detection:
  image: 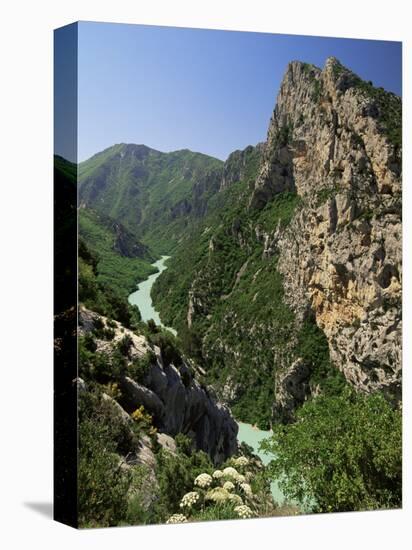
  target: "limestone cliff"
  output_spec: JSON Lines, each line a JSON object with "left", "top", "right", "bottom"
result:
{"left": 151, "top": 57, "right": 402, "bottom": 426}
{"left": 79, "top": 308, "right": 239, "bottom": 464}
{"left": 254, "top": 57, "right": 402, "bottom": 400}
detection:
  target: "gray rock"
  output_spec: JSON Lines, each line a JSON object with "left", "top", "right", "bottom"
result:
{"left": 259, "top": 58, "right": 401, "bottom": 400}
{"left": 79, "top": 308, "right": 238, "bottom": 463}
{"left": 120, "top": 376, "right": 166, "bottom": 421}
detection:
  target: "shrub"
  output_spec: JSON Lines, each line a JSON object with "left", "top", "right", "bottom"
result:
{"left": 149, "top": 330, "right": 183, "bottom": 366}
{"left": 128, "top": 351, "right": 155, "bottom": 383}
{"left": 260, "top": 389, "right": 402, "bottom": 513}
{"left": 78, "top": 416, "right": 131, "bottom": 527}
{"left": 117, "top": 334, "right": 133, "bottom": 357}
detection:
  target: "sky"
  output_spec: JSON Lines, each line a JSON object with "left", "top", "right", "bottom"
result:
{"left": 69, "top": 22, "right": 402, "bottom": 163}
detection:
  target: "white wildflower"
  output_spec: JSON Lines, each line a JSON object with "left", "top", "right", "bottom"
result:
{"left": 233, "top": 456, "right": 249, "bottom": 467}
{"left": 223, "top": 481, "right": 235, "bottom": 492}
{"left": 166, "top": 514, "right": 188, "bottom": 524}
{"left": 234, "top": 473, "right": 246, "bottom": 484}
{"left": 234, "top": 504, "right": 254, "bottom": 519}
{"left": 194, "top": 473, "right": 213, "bottom": 488}
{"left": 205, "top": 487, "right": 230, "bottom": 503}
{"left": 212, "top": 469, "right": 223, "bottom": 479}
{"left": 228, "top": 493, "right": 243, "bottom": 506}
{"left": 180, "top": 491, "right": 200, "bottom": 508}
{"left": 223, "top": 466, "right": 239, "bottom": 478}
{"left": 240, "top": 482, "right": 253, "bottom": 496}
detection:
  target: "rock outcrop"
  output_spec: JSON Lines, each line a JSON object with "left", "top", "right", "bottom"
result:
{"left": 253, "top": 57, "right": 402, "bottom": 400}
{"left": 79, "top": 307, "right": 238, "bottom": 463}
{"left": 147, "top": 57, "right": 401, "bottom": 427}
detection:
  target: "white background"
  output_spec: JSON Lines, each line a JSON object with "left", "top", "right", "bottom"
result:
{"left": 0, "top": 0, "right": 410, "bottom": 548}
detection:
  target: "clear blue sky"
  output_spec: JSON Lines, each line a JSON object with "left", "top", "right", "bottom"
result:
{"left": 74, "top": 21, "right": 401, "bottom": 163}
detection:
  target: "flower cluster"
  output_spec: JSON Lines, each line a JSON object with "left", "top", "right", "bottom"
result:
{"left": 223, "top": 481, "right": 235, "bottom": 492}
{"left": 228, "top": 493, "right": 243, "bottom": 506}
{"left": 180, "top": 491, "right": 200, "bottom": 509}
{"left": 222, "top": 467, "right": 238, "bottom": 478}
{"left": 222, "top": 466, "right": 246, "bottom": 484}
{"left": 233, "top": 456, "right": 249, "bottom": 468}
{"left": 240, "top": 482, "right": 253, "bottom": 496}
{"left": 205, "top": 487, "right": 231, "bottom": 504}
{"left": 166, "top": 514, "right": 188, "bottom": 524}
{"left": 194, "top": 473, "right": 213, "bottom": 488}
{"left": 234, "top": 505, "right": 254, "bottom": 519}
{"left": 166, "top": 454, "right": 261, "bottom": 526}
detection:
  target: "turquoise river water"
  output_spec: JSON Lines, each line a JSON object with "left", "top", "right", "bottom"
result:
{"left": 128, "top": 255, "right": 288, "bottom": 504}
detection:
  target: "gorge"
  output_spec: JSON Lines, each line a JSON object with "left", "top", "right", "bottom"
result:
{"left": 73, "top": 56, "right": 402, "bottom": 526}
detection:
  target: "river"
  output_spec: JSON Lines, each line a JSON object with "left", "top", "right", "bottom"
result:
{"left": 128, "top": 255, "right": 177, "bottom": 336}
{"left": 128, "top": 255, "right": 288, "bottom": 505}
{"left": 237, "top": 422, "right": 287, "bottom": 504}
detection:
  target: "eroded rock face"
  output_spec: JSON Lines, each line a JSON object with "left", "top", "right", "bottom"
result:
{"left": 134, "top": 348, "right": 239, "bottom": 464}
{"left": 273, "top": 359, "right": 311, "bottom": 423}
{"left": 79, "top": 307, "right": 238, "bottom": 463}
{"left": 254, "top": 57, "right": 402, "bottom": 399}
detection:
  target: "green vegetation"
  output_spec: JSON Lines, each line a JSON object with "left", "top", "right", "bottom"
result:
{"left": 78, "top": 390, "right": 140, "bottom": 527}
{"left": 79, "top": 207, "right": 156, "bottom": 298}
{"left": 78, "top": 236, "right": 144, "bottom": 328}
{"left": 79, "top": 144, "right": 224, "bottom": 254}
{"left": 160, "top": 448, "right": 276, "bottom": 524}
{"left": 353, "top": 78, "right": 402, "bottom": 151}
{"left": 315, "top": 185, "right": 339, "bottom": 206}
{"left": 260, "top": 389, "right": 402, "bottom": 512}
{"left": 258, "top": 191, "right": 302, "bottom": 230}
{"left": 330, "top": 58, "right": 401, "bottom": 152}
{"left": 152, "top": 165, "right": 302, "bottom": 429}
{"left": 296, "top": 319, "right": 347, "bottom": 396}
{"left": 73, "top": 57, "right": 402, "bottom": 526}
{"left": 311, "top": 78, "right": 323, "bottom": 102}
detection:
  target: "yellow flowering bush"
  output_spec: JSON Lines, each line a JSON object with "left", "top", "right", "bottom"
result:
{"left": 105, "top": 382, "right": 122, "bottom": 400}
{"left": 205, "top": 487, "right": 231, "bottom": 504}
{"left": 240, "top": 482, "right": 253, "bottom": 496}
{"left": 222, "top": 466, "right": 239, "bottom": 478}
{"left": 130, "top": 405, "right": 153, "bottom": 431}
{"left": 228, "top": 494, "right": 243, "bottom": 506}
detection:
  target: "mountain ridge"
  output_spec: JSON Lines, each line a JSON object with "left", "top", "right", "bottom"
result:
{"left": 151, "top": 56, "right": 402, "bottom": 426}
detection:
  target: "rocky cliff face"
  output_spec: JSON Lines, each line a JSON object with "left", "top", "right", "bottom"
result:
{"left": 111, "top": 221, "right": 152, "bottom": 259}
{"left": 152, "top": 57, "right": 402, "bottom": 426}
{"left": 79, "top": 308, "right": 238, "bottom": 463}
{"left": 254, "top": 57, "right": 402, "bottom": 400}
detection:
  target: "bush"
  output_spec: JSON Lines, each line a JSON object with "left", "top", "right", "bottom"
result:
{"left": 78, "top": 416, "right": 131, "bottom": 527}
{"left": 79, "top": 338, "right": 127, "bottom": 383}
{"left": 149, "top": 330, "right": 182, "bottom": 366}
{"left": 128, "top": 351, "right": 156, "bottom": 383}
{"left": 117, "top": 334, "right": 133, "bottom": 357}
{"left": 154, "top": 438, "right": 213, "bottom": 520}
{"left": 260, "top": 389, "right": 402, "bottom": 513}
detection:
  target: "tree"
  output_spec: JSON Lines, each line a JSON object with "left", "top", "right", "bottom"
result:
{"left": 260, "top": 388, "right": 402, "bottom": 513}
{"left": 78, "top": 418, "right": 131, "bottom": 527}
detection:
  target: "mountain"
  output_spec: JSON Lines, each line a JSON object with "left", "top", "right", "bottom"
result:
{"left": 79, "top": 207, "right": 155, "bottom": 299}
{"left": 151, "top": 57, "right": 402, "bottom": 427}
{"left": 73, "top": 56, "right": 402, "bottom": 525}
{"left": 78, "top": 144, "right": 224, "bottom": 253}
